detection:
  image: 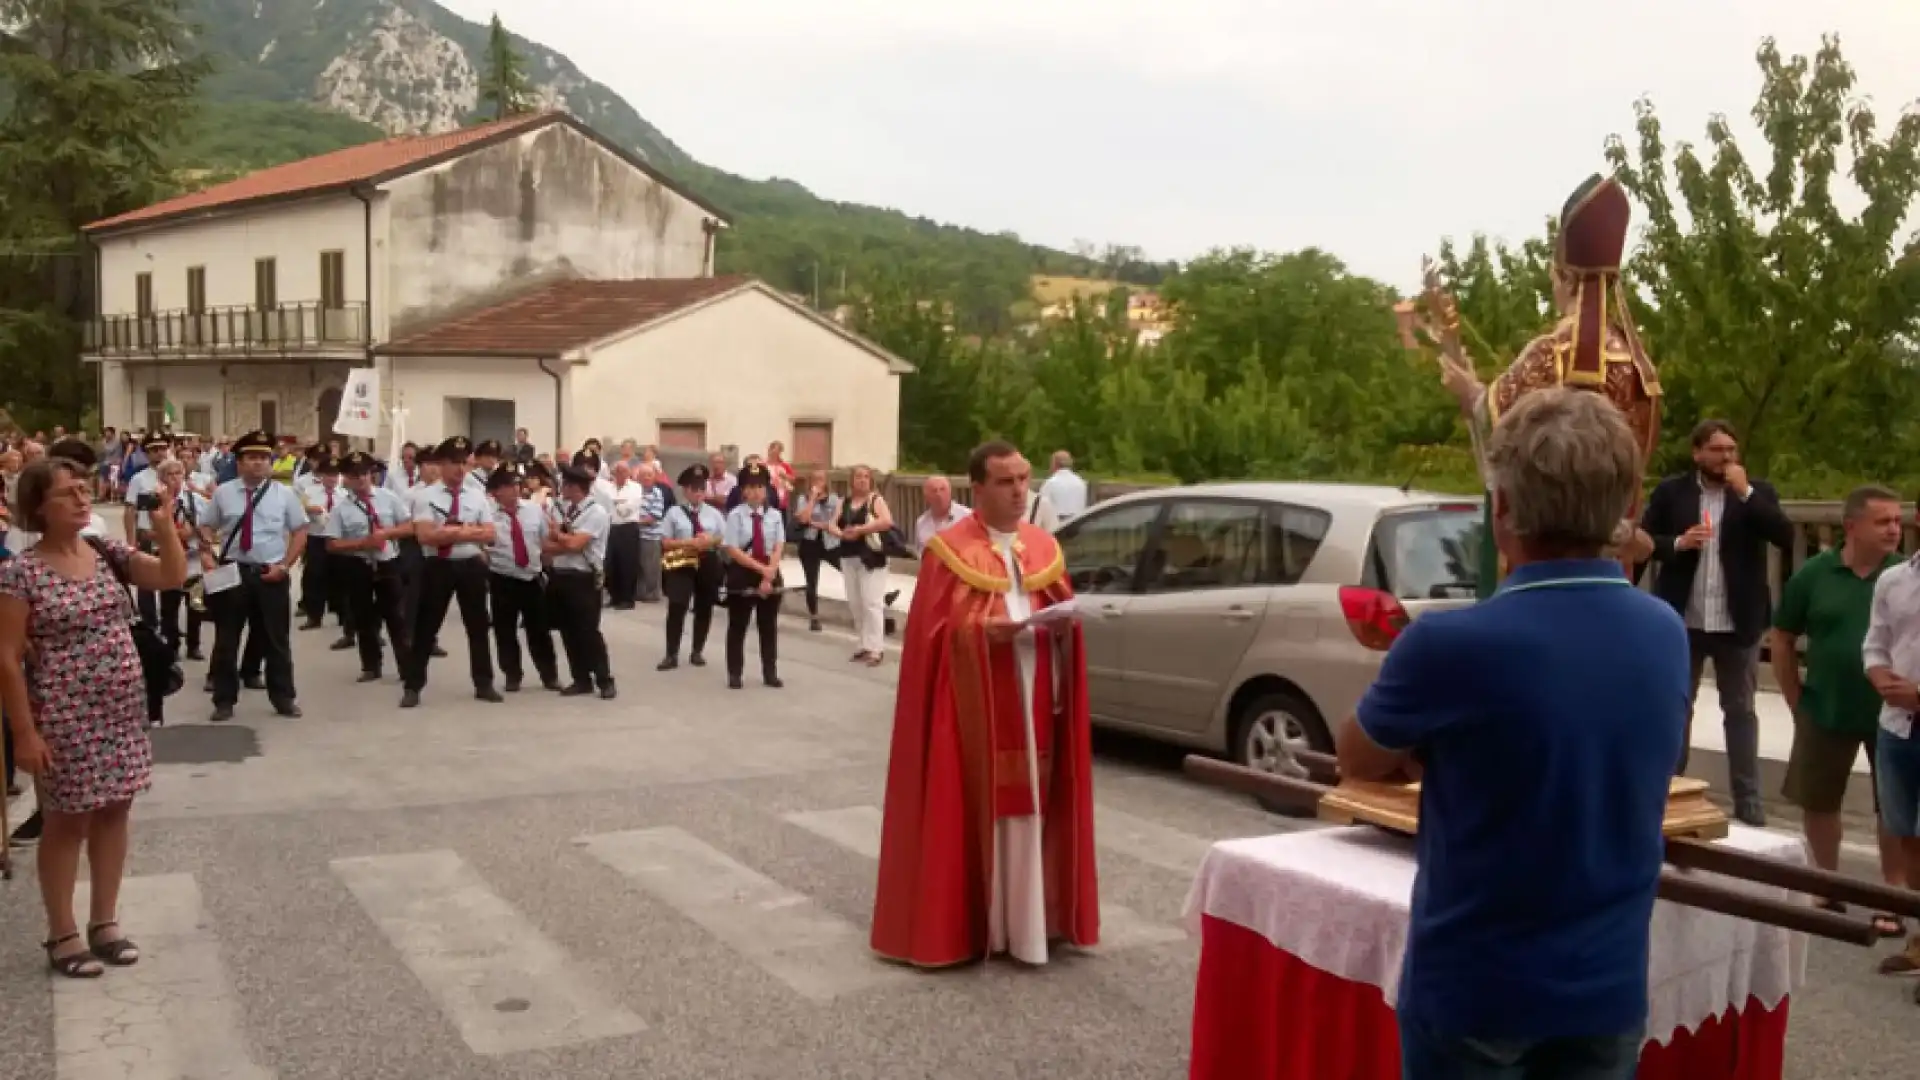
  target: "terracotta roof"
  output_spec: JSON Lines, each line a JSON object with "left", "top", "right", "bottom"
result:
{"left": 86, "top": 111, "right": 726, "bottom": 233}
{"left": 377, "top": 276, "right": 755, "bottom": 357}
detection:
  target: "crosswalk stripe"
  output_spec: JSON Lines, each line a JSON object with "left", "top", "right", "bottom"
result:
{"left": 781, "top": 805, "right": 1187, "bottom": 952}
{"left": 330, "top": 849, "right": 645, "bottom": 1055}
{"left": 1092, "top": 804, "right": 1218, "bottom": 876}
{"left": 59, "top": 873, "right": 274, "bottom": 1080}
{"left": 576, "top": 826, "right": 913, "bottom": 1002}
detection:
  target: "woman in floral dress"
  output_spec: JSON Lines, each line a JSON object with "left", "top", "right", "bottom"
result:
{"left": 0, "top": 457, "right": 186, "bottom": 977}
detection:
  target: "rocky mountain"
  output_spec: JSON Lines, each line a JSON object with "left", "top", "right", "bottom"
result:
{"left": 178, "top": 0, "right": 1167, "bottom": 325}
{"left": 193, "top": 0, "right": 686, "bottom": 167}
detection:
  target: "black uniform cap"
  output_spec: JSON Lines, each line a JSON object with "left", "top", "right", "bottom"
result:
{"left": 474, "top": 439, "right": 503, "bottom": 458}
{"left": 485, "top": 465, "right": 522, "bottom": 492}
{"left": 736, "top": 462, "right": 771, "bottom": 489}
{"left": 232, "top": 430, "right": 275, "bottom": 455}
{"left": 558, "top": 464, "right": 595, "bottom": 489}
{"left": 434, "top": 435, "right": 472, "bottom": 461}
{"left": 340, "top": 450, "right": 378, "bottom": 475}
{"left": 677, "top": 463, "right": 709, "bottom": 489}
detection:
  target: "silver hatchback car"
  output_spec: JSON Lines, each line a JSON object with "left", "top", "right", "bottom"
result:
{"left": 1053, "top": 482, "right": 1482, "bottom": 776}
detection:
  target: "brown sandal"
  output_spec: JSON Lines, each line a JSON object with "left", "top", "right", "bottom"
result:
{"left": 44, "top": 932, "right": 104, "bottom": 979}
{"left": 87, "top": 921, "right": 141, "bottom": 966}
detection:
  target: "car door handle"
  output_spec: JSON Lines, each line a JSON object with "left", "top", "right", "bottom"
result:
{"left": 1223, "top": 607, "right": 1256, "bottom": 622}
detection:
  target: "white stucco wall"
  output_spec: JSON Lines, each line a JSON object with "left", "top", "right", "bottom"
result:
{"left": 568, "top": 289, "right": 902, "bottom": 468}
{"left": 95, "top": 198, "right": 371, "bottom": 318}
{"left": 382, "top": 354, "right": 562, "bottom": 454}
{"left": 381, "top": 123, "right": 713, "bottom": 337}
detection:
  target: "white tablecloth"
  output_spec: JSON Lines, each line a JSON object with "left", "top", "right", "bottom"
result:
{"left": 1183, "top": 825, "right": 1810, "bottom": 1046}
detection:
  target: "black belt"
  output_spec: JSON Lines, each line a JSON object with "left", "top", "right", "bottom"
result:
{"left": 549, "top": 567, "right": 596, "bottom": 578}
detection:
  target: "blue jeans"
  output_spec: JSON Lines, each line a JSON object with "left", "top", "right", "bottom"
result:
{"left": 1400, "top": 1014, "right": 1643, "bottom": 1080}
{"left": 1877, "top": 725, "right": 1920, "bottom": 838}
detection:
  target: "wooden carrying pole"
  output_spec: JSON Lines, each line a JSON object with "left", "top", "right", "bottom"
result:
{"left": 1181, "top": 756, "right": 1880, "bottom": 947}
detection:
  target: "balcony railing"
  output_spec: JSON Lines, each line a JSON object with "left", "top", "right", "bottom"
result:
{"left": 84, "top": 301, "right": 366, "bottom": 357}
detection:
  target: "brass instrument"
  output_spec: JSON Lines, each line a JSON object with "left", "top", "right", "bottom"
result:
{"left": 662, "top": 545, "right": 700, "bottom": 572}
{"left": 187, "top": 577, "right": 206, "bottom": 613}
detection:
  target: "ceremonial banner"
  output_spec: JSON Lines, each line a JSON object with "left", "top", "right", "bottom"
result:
{"left": 333, "top": 368, "right": 381, "bottom": 438}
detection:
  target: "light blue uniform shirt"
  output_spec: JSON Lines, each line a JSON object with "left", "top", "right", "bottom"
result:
{"left": 549, "top": 498, "right": 610, "bottom": 572}
{"left": 662, "top": 503, "right": 725, "bottom": 541}
{"left": 414, "top": 480, "right": 492, "bottom": 560}
{"left": 125, "top": 467, "right": 160, "bottom": 531}
{"left": 205, "top": 478, "right": 306, "bottom": 566}
{"left": 386, "top": 461, "right": 423, "bottom": 499}
{"left": 327, "top": 487, "right": 409, "bottom": 563}
{"left": 300, "top": 478, "right": 346, "bottom": 539}
{"left": 723, "top": 503, "right": 786, "bottom": 563}
{"left": 487, "top": 500, "right": 548, "bottom": 581}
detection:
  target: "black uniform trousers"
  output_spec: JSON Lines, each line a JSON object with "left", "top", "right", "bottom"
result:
{"left": 159, "top": 587, "right": 205, "bottom": 656}
{"left": 606, "top": 523, "right": 641, "bottom": 606}
{"left": 338, "top": 555, "right": 412, "bottom": 677}
{"left": 663, "top": 560, "right": 719, "bottom": 659}
{"left": 547, "top": 568, "right": 611, "bottom": 688}
{"left": 299, "top": 534, "right": 347, "bottom": 629}
{"left": 489, "top": 572, "right": 559, "bottom": 686}
{"left": 723, "top": 568, "right": 782, "bottom": 680}
{"left": 209, "top": 566, "right": 295, "bottom": 708}
{"left": 397, "top": 538, "right": 426, "bottom": 627}
{"left": 405, "top": 556, "right": 493, "bottom": 692}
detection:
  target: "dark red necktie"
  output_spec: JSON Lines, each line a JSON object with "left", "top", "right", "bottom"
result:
{"left": 239, "top": 486, "right": 256, "bottom": 553}
{"left": 750, "top": 512, "right": 766, "bottom": 560}
{"left": 439, "top": 490, "right": 460, "bottom": 558}
{"left": 691, "top": 511, "right": 703, "bottom": 537}
{"left": 509, "top": 510, "right": 529, "bottom": 568}
{"left": 360, "top": 496, "right": 379, "bottom": 530}
{"left": 325, "top": 488, "right": 334, "bottom": 512}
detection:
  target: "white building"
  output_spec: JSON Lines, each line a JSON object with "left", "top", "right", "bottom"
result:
{"left": 81, "top": 110, "right": 909, "bottom": 467}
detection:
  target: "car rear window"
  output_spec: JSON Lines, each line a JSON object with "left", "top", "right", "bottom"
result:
{"left": 1368, "top": 505, "right": 1483, "bottom": 600}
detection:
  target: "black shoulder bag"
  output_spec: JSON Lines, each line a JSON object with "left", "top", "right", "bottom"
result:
{"left": 86, "top": 537, "right": 184, "bottom": 698}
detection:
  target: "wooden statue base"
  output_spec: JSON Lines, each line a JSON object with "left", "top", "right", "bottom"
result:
{"left": 1318, "top": 776, "right": 1729, "bottom": 840}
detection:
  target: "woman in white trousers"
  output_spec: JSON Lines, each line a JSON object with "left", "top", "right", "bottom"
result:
{"left": 828, "top": 465, "right": 892, "bottom": 666}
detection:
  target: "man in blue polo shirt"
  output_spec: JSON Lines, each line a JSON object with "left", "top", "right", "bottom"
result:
{"left": 1337, "top": 388, "right": 1689, "bottom": 1079}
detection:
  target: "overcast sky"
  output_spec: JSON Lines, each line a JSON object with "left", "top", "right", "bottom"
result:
{"left": 439, "top": 0, "right": 1916, "bottom": 288}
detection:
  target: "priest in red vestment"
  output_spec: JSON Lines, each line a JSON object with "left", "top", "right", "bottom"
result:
{"left": 871, "top": 440, "right": 1101, "bottom": 967}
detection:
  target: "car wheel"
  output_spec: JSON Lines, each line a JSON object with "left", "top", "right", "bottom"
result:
{"left": 1232, "top": 689, "right": 1331, "bottom": 818}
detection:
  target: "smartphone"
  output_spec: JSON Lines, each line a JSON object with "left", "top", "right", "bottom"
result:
{"left": 135, "top": 492, "right": 162, "bottom": 512}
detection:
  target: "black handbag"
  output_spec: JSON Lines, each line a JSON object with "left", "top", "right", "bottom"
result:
{"left": 87, "top": 537, "right": 184, "bottom": 698}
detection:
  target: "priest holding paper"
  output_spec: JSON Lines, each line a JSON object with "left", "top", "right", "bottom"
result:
{"left": 871, "top": 440, "right": 1100, "bottom": 968}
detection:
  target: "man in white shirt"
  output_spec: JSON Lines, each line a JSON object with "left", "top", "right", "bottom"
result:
{"left": 913, "top": 475, "right": 972, "bottom": 557}
{"left": 1037, "top": 450, "right": 1089, "bottom": 520}
{"left": 605, "top": 460, "right": 647, "bottom": 608}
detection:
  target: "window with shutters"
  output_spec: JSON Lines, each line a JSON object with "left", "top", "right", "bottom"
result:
{"left": 183, "top": 405, "right": 212, "bottom": 438}
{"left": 145, "top": 389, "right": 166, "bottom": 433}
{"left": 791, "top": 421, "right": 833, "bottom": 468}
{"left": 657, "top": 422, "right": 706, "bottom": 450}
{"left": 254, "top": 258, "right": 277, "bottom": 309}
{"left": 135, "top": 273, "right": 153, "bottom": 316}
{"left": 320, "top": 250, "right": 346, "bottom": 309}
{"left": 258, "top": 398, "right": 279, "bottom": 437}
{"left": 186, "top": 267, "right": 206, "bottom": 314}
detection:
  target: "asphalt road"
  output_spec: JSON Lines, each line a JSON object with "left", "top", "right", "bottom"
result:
{"left": 1, "top": 597, "right": 1915, "bottom": 1079}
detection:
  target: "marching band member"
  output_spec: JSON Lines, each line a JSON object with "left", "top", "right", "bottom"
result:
{"left": 484, "top": 465, "right": 561, "bottom": 693}
{"left": 471, "top": 439, "right": 502, "bottom": 488}
{"left": 200, "top": 430, "right": 307, "bottom": 722}
{"left": 544, "top": 465, "right": 616, "bottom": 699}
{"left": 657, "top": 463, "right": 725, "bottom": 671}
{"left": 299, "top": 453, "right": 350, "bottom": 645}
{"left": 385, "top": 441, "right": 422, "bottom": 496}
{"left": 327, "top": 451, "right": 414, "bottom": 683}
{"left": 403, "top": 436, "right": 500, "bottom": 708}
{"left": 157, "top": 459, "right": 210, "bottom": 662}
{"left": 720, "top": 462, "right": 785, "bottom": 690}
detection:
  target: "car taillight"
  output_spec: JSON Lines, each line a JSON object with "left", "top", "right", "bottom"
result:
{"left": 1339, "top": 586, "right": 1409, "bottom": 650}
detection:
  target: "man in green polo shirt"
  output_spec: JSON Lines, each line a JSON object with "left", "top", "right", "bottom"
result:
{"left": 1772, "top": 484, "right": 1910, "bottom": 939}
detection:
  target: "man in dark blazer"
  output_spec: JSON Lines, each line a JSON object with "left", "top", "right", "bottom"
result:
{"left": 1640, "top": 418, "right": 1794, "bottom": 826}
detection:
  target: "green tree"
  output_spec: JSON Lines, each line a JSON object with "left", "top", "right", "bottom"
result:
{"left": 1605, "top": 35, "right": 1920, "bottom": 483}
{"left": 479, "top": 14, "right": 534, "bottom": 121}
{"left": 0, "top": 0, "right": 207, "bottom": 429}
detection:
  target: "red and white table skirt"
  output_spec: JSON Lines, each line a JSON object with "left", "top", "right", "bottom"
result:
{"left": 1183, "top": 826, "right": 1808, "bottom": 1080}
